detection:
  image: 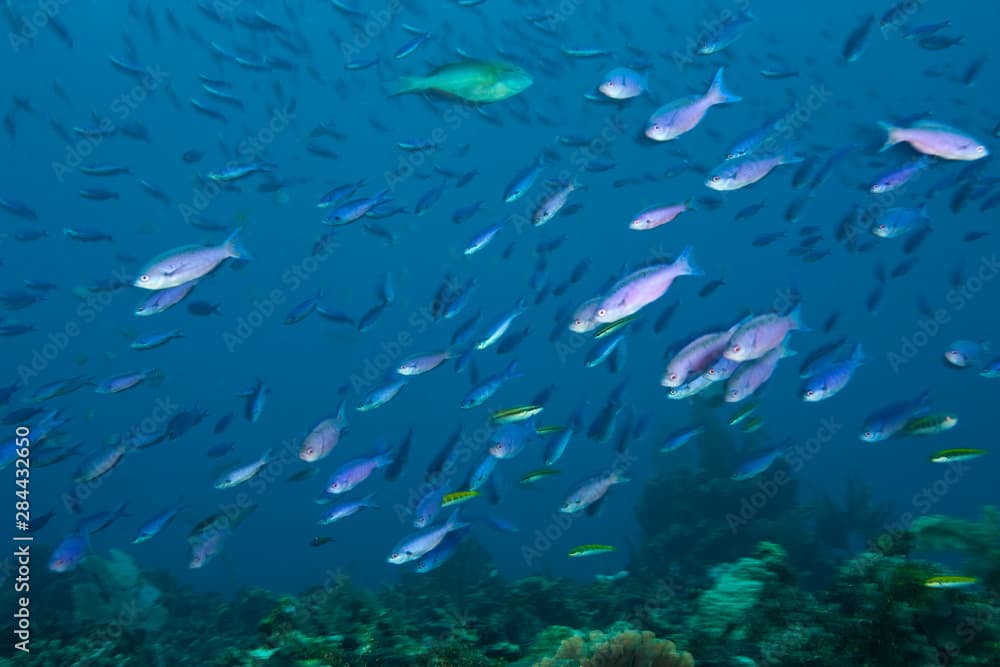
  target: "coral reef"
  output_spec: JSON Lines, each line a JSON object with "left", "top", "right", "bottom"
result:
{"left": 532, "top": 624, "right": 694, "bottom": 667}
{"left": 72, "top": 549, "right": 168, "bottom": 633}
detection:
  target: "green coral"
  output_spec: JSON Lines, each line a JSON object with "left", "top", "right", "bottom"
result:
{"left": 689, "top": 542, "right": 787, "bottom": 642}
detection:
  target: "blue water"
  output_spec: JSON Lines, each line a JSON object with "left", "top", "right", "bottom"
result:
{"left": 1, "top": 0, "right": 998, "bottom": 652}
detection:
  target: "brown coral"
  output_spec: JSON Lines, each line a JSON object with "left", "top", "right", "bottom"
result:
{"left": 537, "top": 627, "right": 694, "bottom": 667}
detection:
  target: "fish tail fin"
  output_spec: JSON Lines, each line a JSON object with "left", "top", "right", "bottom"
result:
{"left": 788, "top": 303, "right": 811, "bottom": 332}
{"left": 853, "top": 342, "right": 869, "bottom": 363}
{"left": 260, "top": 448, "right": 275, "bottom": 463}
{"left": 505, "top": 359, "right": 523, "bottom": 380}
{"left": 708, "top": 67, "right": 742, "bottom": 104}
{"left": 446, "top": 508, "right": 470, "bottom": 531}
{"left": 877, "top": 121, "right": 900, "bottom": 152}
{"left": 780, "top": 151, "right": 806, "bottom": 166}
{"left": 364, "top": 493, "right": 380, "bottom": 509}
{"left": 224, "top": 227, "right": 252, "bottom": 260}
{"left": 392, "top": 76, "right": 423, "bottom": 96}
{"left": 674, "top": 244, "right": 704, "bottom": 277}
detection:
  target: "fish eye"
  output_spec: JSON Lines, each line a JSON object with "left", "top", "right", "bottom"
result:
{"left": 306, "top": 448, "right": 314, "bottom": 455}
{"left": 669, "top": 373, "right": 677, "bottom": 381}
{"left": 597, "top": 308, "right": 606, "bottom": 317}
{"left": 878, "top": 224, "right": 886, "bottom": 230}
{"left": 806, "top": 390, "right": 814, "bottom": 397}
{"left": 139, "top": 274, "right": 150, "bottom": 282}
{"left": 712, "top": 176, "right": 721, "bottom": 182}
{"left": 732, "top": 344, "right": 741, "bottom": 352}
{"left": 863, "top": 431, "right": 872, "bottom": 438}
{"left": 977, "top": 146, "right": 985, "bottom": 153}
{"left": 707, "top": 369, "right": 716, "bottom": 376}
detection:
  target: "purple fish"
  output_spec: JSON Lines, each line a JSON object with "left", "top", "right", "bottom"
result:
{"left": 299, "top": 401, "right": 348, "bottom": 462}
{"left": 645, "top": 68, "right": 741, "bottom": 141}
{"left": 560, "top": 470, "right": 629, "bottom": 513}
{"left": 595, "top": 245, "right": 702, "bottom": 323}
{"left": 725, "top": 305, "right": 808, "bottom": 362}
{"left": 326, "top": 448, "right": 393, "bottom": 494}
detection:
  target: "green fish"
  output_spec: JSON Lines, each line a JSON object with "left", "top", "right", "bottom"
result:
{"left": 729, "top": 401, "right": 759, "bottom": 426}
{"left": 441, "top": 490, "right": 480, "bottom": 507}
{"left": 929, "top": 448, "right": 986, "bottom": 463}
{"left": 393, "top": 60, "right": 533, "bottom": 103}
{"left": 520, "top": 468, "right": 560, "bottom": 484}
{"left": 491, "top": 404, "right": 543, "bottom": 424}
{"left": 593, "top": 315, "right": 638, "bottom": 340}
{"left": 924, "top": 575, "right": 977, "bottom": 588}
{"left": 568, "top": 544, "right": 617, "bottom": 557}
{"left": 902, "top": 413, "right": 958, "bottom": 436}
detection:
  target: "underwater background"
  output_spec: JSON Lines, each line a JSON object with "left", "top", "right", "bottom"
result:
{"left": 0, "top": 0, "right": 998, "bottom": 664}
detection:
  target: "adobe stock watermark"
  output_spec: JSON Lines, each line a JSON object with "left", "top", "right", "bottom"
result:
{"left": 851, "top": 458, "right": 972, "bottom": 578}
{"left": 7, "top": 0, "right": 71, "bottom": 53}
{"left": 16, "top": 267, "right": 133, "bottom": 386}
{"left": 179, "top": 105, "right": 295, "bottom": 225}
{"left": 59, "top": 396, "right": 180, "bottom": 512}
{"left": 671, "top": 0, "right": 753, "bottom": 68}
{"left": 727, "top": 417, "right": 842, "bottom": 534}
{"left": 222, "top": 238, "right": 337, "bottom": 352}
{"left": 878, "top": 0, "right": 929, "bottom": 38}
{"left": 887, "top": 254, "right": 1000, "bottom": 373}
{"left": 347, "top": 275, "right": 465, "bottom": 395}
{"left": 393, "top": 421, "right": 492, "bottom": 526}
{"left": 520, "top": 449, "right": 639, "bottom": 566}
{"left": 338, "top": 0, "right": 403, "bottom": 65}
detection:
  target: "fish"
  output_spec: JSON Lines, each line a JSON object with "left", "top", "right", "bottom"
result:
{"left": 326, "top": 448, "right": 394, "bottom": 494}
{"left": 707, "top": 152, "right": 804, "bottom": 191}
{"left": 441, "top": 490, "right": 480, "bottom": 507}
{"left": 801, "top": 344, "right": 866, "bottom": 402}
{"left": 133, "top": 505, "right": 181, "bottom": 544}
{"left": 300, "top": 402, "right": 349, "bottom": 462}
{"left": 387, "top": 509, "right": 468, "bottom": 564}
{"left": 901, "top": 413, "right": 959, "bottom": 437}
{"left": 878, "top": 120, "right": 989, "bottom": 161}
{"left": 943, "top": 340, "right": 991, "bottom": 368}
{"left": 503, "top": 156, "right": 546, "bottom": 203}
{"left": 628, "top": 201, "right": 692, "bottom": 230}
{"left": 134, "top": 228, "right": 250, "bottom": 290}
{"left": 49, "top": 532, "right": 88, "bottom": 572}
{"left": 95, "top": 369, "right": 160, "bottom": 394}
{"left": 645, "top": 68, "right": 741, "bottom": 141}
{"left": 520, "top": 468, "right": 560, "bottom": 484}
{"left": 929, "top": 448, "right": 987, "bottom": 463}
{"left": 214, "top": 449, "right": 273, "bottom": 489}
{"left": 392, "top": 60, "right": 532, "bottom": 103}
{"left": 532, "top": 179, "right": 583, "bottom": 227}
{"left": 660, "top": 426, "right": 705, "bottom": 453}
{"left": 561, "top": 470, "right": 629, "bottom": 513}
{"left": 732, "top": 442, "right": 791, "bottom": 481}
{"left": 568, "top": 544, "right": 617, "bottom": 557}
{"left": 594, "top": 245, "right": 702, "bottom": 323}
{"left": 460, "top": 360, "right": 522, "bottom": 409}
{"left": 725, "top": 306, "right": 808, "bottom": 362}
{"left": 924, "top": 576, "right": 978, "bottom": 589}
{"left": 598, "top": 67, "right": 647, "bottom": 100}
{"left": 318, "top": 494, "right": 378, "bottom": 525}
